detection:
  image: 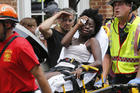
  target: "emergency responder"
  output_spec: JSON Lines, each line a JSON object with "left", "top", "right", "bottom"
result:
{"left": 0, "top": 4, "right": 52, "bottom": 93}
{"left": 95, "top": 0, "right": 140, "bottom": 87}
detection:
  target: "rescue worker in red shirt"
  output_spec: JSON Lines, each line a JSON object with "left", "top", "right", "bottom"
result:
{"left": 0, "top": 4, "right": 52, "bottom": 93}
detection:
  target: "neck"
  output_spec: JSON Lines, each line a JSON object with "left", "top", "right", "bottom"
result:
{"left": 55, "top": 25, "right": 67, "bottom": 34}
{"left": 6, "top": 30, "right": 13, "bottom": 40}
{"left": 78, "top": 35, "right": 89, "bottom": 43}
{"left": 119, "top": 13, "right": 132, "bottom": 27}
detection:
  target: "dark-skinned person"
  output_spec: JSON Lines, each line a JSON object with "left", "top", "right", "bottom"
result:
{"left": 45, "top": 8, "right": 103, "bottom": 93}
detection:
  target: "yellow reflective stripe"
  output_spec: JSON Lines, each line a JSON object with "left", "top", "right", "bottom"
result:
{"left": 102, "top": 26, "right": 110, "bottom": 37}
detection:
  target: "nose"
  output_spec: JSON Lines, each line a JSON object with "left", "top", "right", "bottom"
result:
{"left": 114, "top": 2, "right": 120, "bottom": 9}
{"left": 66, "top": 20, "right": 73, "bottom": 25}
{"left": 84, "top": 24, "right": 90, "bottom": 29}
{"left": 65, "top": 21, "right": 70, "bottom": 25}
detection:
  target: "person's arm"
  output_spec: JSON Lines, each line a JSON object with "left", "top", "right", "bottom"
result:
{"left": 39, "top": 11, "right": 72, "bottom": 39}
{"left": 31, "top": 65, "right": 52, "bottom": 93}
{"left": 61, "top": 16, "right": 88, "bottom": 47}
{"left": 94, "top": 47, "right": 112, "bottom": 85}
{"left": 73, "top": 38, "right": 102, "bottom": 78}
{"left": 89, "top": 38, "right": 102, "bottom": 67}
{"left": 102, "top": 54, "right": 112, "bottom": 79}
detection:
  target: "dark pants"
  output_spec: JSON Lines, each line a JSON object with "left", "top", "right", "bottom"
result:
{"left": 112, "top": 73, "right": 136, "bottom": 93}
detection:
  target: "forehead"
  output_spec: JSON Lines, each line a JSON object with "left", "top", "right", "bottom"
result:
{"left": 62, "top": 15, "right": 74, "bottom": 20}
{"left": 87, "top": 17, "right": 94, "bottom": 24}
{"left": 113, "top": 1, "right": 126, "bottom": 5}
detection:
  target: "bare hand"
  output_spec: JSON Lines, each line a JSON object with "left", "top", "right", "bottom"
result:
{"left": 71, "top": 68, "right": 83, "bottom": 79}
{"left": 77, "top": 16, "right": 89, "bottom": 27}
{"left": 56, "top": 11, "right": 72, "bottom": 19}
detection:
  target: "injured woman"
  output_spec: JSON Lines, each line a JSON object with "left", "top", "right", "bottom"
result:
{"left": 45, "top": 8, "right": 107, "bottom": 93}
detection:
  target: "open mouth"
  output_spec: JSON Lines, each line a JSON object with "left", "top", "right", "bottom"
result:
{"left": 115, "top": 11, "right": 119, "bottom": 15}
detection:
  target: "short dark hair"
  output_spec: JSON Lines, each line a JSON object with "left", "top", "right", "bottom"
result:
{"left": 80, "top": 8, "right": 103, "bottom": 37}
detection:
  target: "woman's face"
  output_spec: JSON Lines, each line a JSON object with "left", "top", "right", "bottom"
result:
{"left": 79, "top": 17, "right": 95, "bottom": 37}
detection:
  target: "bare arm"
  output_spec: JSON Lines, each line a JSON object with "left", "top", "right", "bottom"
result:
{"left": 61, "top": 16, "right": 88, "bottom": 47}
{"left": 72, "top": 38, "right": 102, "bottom": 78}
{"left": 39, "top": 11, "right": 72, "bottom": 39}
{"left": 31, "top": 65, "right": 52, "bottom": 93}
{"left": 61, "top": 23, "right": 80, "bottom": 47}
{"left": 102, "top": 54, "right": 112, "bottom": 79}
{"left": 89, "top": 38, "right": 102, "bottom": 67}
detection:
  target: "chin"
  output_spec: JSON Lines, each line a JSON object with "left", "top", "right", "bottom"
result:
{"left": 115, "top": 15, "right": 122, "bottom": 18}
{"left": 65, "top": 29, "right": 70, "bottom": 31}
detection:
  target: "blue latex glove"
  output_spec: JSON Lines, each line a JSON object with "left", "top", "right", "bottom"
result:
{"left": 128, "top": 78, "right": 140, "bottom": 84}
{"left": 94, "top": 78, "right": 106, "bottom": 86}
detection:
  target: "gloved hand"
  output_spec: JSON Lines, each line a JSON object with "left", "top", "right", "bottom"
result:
{"left": 128, "top": 78, "right": 140, "bottom": 84}
{"left": 94, "top": 78, "right": 106, "bottom": 86}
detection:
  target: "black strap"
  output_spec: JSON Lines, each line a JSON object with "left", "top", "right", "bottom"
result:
{"left": 0, "top": 36, "right": 19, "bottom": 58}
{"left": 61, "top": 71, "right": 81, "bottom": 93}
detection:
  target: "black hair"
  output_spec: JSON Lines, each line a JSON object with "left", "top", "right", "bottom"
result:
{"left": 80, "top": 8, "right": 103, "bottom": 37}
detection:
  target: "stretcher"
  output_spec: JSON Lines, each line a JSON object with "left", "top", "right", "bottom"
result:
{"left": 48, "top": 65, "right": 140, "bottom": 93}
{"left": 48, "top": 65, "right": 101, "bottom": 93}
{"left": 91, "top": 84, "right": 140, "bottom": 93}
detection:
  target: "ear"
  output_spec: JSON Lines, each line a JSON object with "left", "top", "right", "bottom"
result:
{"left": 5, "top": 22, "right": 12, "bottom": 28}
{"left": 4, "top": 22, "right": 13, "bottom": 30}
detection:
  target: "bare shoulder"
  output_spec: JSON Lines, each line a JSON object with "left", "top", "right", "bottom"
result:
{"left": 89, "top": 37, "right": 98, "bottom": 43}
{"left": 88, "top": 38, "right": 100, "bottom": 48}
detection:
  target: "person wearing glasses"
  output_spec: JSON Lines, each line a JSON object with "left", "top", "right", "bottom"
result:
{"left": 39, "top": 8, "right": 76, "bottom": 68}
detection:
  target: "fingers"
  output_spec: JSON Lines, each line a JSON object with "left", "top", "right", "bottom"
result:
{"left": 77, "top": 16, "right": 89, "bottom": 26}
{"left": 73, "top": 68, "right": 83, "bottom": 79}
{"left": 80, "top": 16, "right": 88, "bottom": 23}
{"left": 59, "top": 11, "right": 72, "bottom": 17}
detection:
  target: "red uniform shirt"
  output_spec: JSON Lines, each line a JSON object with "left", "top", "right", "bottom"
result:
{"left": 0, "top": 32, "right": 39, "bottom": 93}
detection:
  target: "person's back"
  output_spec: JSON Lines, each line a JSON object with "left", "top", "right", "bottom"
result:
{"left": 39, "top": 8, "right": 76, "bottom": 68}
{"left": 0, "top": 34, "right": 39, "bottom": 92}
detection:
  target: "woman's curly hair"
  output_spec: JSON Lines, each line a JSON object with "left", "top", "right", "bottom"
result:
{"left": 80, "top": 8, "right": 103, "bottom": 37}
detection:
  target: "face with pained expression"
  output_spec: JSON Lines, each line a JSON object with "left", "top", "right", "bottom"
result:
{"left": 79, "top": 17, "right": 95, "bottom": 38}
{"left": 59, "top": 15, "right": 74, "bottom": 33}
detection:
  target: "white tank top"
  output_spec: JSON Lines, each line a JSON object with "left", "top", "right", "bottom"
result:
{"left": 64, "top": 44, "right": 91, "bottom": 63}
